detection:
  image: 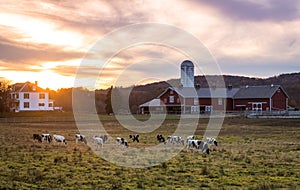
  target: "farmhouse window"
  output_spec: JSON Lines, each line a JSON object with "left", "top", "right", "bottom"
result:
{"left": 170, "top": 90, "right": 173, "bottom": 94}
{"left": 177, "top": 98, "right": 180, "bottom": 104}
{"left": 169, "top": 96, "right": 174, "bottom": 103}
{"left": 38, "top": 103, "right": 45, "bottom": 107}
{"left": 39, "top": 93, "right": 45, "bottom": 99}
{"left": 16, "top": 93, "right": 19, "bottom": 99}
{"left": 24, "top": 93, "right": 29, "bottom": 99}
{"left": 164, "top": 98, "right": 167, "bottom": 103}
{"left": 24, "top": 102, "right": 29, "bottom": 108}
{"left": 49, "top": 103, "right": 53, "bottom": 107}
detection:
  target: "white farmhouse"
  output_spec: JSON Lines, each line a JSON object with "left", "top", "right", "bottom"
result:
{"left": 9, "top": 81, "right": 54, "bottom": 112}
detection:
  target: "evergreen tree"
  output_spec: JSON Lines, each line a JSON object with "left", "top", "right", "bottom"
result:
{"left": 105, "top": 86, "right": 113, "bottom": 114}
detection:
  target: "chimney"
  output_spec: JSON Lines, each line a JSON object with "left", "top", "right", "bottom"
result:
{"left": 32, "top": 81, "right": 38, "bottom": 91}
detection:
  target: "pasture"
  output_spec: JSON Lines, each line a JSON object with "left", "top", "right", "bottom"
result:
{"left": 0, "top": 114, "right": 299, "bottom": 189}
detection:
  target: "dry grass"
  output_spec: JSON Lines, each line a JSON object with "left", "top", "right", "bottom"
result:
{"left": 0, "top": 115, "right": 299, "bottom": 189}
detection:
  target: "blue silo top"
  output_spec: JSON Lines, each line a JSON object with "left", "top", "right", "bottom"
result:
{"left": 181, "top": 60, "right": 194, "bottom": 68}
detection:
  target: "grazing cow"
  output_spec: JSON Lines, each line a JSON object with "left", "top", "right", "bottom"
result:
{"left": 33, "top": 134, "right": 42, "bottom": 142}
{"left": 186, "top": 135, "right": 195, "bottom": 144}
{"left": 92, "top": 136, "right": 103, "bottom": 149}
{"left": 157, "top": 134, "right": 166, "bottom": 143}
{"left": 41, "top": 134, "right": 52, "bottom": 143}
{"left": 75, "top": 134, "right": 87, "bottom": 144}
{"left": 53, "top": 135, "right": 67, "bottom": 145}
{"left": 99, "top": 135, "right": 108, "bottom": 143}
{"left": 200, "top": 142, "right": 210, "bottom": 154}
{"left": 206, "top": 137, "right": 218, "bottom": 146}
{"left": 167, "top": 136, "right": 184, "bottom": 145}
{"left": 93, "top": 135, "right": 108, "bottom": 143}
{"left": 187, "top": 140, "right": 210, "bottom": 154}
{"left": 129, "top": 134, "right": 139, "bottom": 142}
{"left": 186, "top": 140, "right": 202, "bottom": 149}
{"left": 116, "top": 137, "right": 128, "bottom": 148}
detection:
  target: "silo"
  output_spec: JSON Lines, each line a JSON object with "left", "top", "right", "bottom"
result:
{"left": 180, "top": 60, "right": 194, "bottom": 87}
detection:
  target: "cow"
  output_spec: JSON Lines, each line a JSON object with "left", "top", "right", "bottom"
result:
{"left": 206, "top": 137, "right": 218, "bottom": 146}
{"left": 92, "top": 136, "right": 104, "bottom": 149}
{"left": 33, "top": 134, "right": 42, "bottom": 142}
{"left": 41, "top": 134, "right": 52, "bottom": 143}
{"left": 99, "top": 134, "right": 108, "bottom": 143}
{"left": 200, "top": 142, "right": 210, "bottom": 154}
{"left": 129, "top": 134, "right": 139, "bottom": 142}
{"left": 53, "top": 135, "right": 67, "bottom": 145}
{"left": 157, "top": 134, "right": 166, "bottom": 144}
{"left": 186, "top": 135, "right": 195, "bottom": 144}
{"left": 116, "top": 137, "right": 128, "bottom": 148}
{"left": 186, "top": 139, "right": 202, "bottom": 149}
{"left": 75, "top": 134, "right": 87, "bottom": 144}
{"left": 167, "top": 136, "right": 184, "bottom": 145}
{"left": 186, "top": 140, "right": 210, "bottom": 154}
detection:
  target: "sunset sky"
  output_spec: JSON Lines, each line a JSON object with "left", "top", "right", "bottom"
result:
{"left": 1, "top": 0, "right": 300, "bottom": 90}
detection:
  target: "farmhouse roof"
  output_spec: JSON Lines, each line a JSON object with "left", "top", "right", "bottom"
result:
{"left": 233, "top": 85, "right": 288, "bottom": 99}
{"left": 11, "top": 82, "right": 46, "bottom": 93}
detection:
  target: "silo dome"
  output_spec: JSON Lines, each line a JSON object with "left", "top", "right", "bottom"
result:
{"left": 180, "top": 60, "right": 194, "bottom": 88}
{"left": 181, "top": 60, "right": 194, "bottom": 68}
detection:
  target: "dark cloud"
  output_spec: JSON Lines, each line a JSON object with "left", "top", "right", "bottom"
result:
{"left": 196, "top": 0, "right": 300, "bottom": 21}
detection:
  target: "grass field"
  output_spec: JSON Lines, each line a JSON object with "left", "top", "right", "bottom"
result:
{"left": 0, "top": 114, "right": 299, "bottom": 189}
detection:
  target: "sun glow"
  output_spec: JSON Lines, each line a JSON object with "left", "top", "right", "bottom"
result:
{"left": 0, "top": 13, "right": 84, "bottom": 50}
{"left": 1, "top": 70, "right": 75, "bottom": 90}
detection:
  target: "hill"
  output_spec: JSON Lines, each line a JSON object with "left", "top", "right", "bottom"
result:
{"left": 50, "top": 72, "right": 300, "bottom": 113}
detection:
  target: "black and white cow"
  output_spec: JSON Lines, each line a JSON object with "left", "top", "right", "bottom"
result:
{"left": 92, "top": 136, "right": 104, "bottom": 149}
{"left": 186, "top": 139, "right": 202, "bottom": 149}
{"left": 75, "top": 134, "right": 87, "bottom": 144}
{"left": 206, "top": 137, "right": 218, "bottom": 146}
{"left": 129, "top": 134, "right": 139, "bottom": 142}
{"left": 53, "top": 135, "right": 67, "bottom": 145}
{"left": 186, "top": 139, "right": 210, "bottom": 154}
{"left": 186, "top": 135, "right": 195, "bottom": 144}
{"left": 41, "top": 134, "right": 52, "bottom": 143}
{"left": 99, "top": 134, "right": 108, "bottom": 143}
{"left": 33, "top": 134, "right": 42, "bottom": 142}
{"left": 157, "top": 134, "right": 166, "bottom": 143}
{"left": 167, "top": 136, "right": 184, "bottom": 145}
{"left": 116, "top": 137, "right": 128, "bottom": 148}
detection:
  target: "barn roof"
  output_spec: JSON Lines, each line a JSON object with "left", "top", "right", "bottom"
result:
{"left": 158, "top": 87, "right": 239, "bottom": 98}
{"left": 196, "top": 88, "right": 239, "bottom": 98}
{"left": 139, "top": 99, "right": 162, "bottom": 107}
{"left": 233, "top": 85, "right": 288, "bottom": 99}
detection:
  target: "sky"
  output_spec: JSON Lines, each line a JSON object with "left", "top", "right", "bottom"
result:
{"left": 0, "top": 0, "right": 300, "bottom": 90}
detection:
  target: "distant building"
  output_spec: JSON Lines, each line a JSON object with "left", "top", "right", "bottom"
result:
{"left": 9, "top": 81, "right": 54, "bottom": 112}
{"left": 139, "top": 60, "right": 289, "bottom": 114}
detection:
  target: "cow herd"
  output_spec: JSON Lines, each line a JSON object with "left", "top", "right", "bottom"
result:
{"left": 32, "top": 133, "right": 218, "bottom": 154}
{"left": 156, "top": 135, "right": 218, "bottom": 154}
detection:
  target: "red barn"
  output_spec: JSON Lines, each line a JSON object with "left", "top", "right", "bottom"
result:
{"left": 139, "top": 85, "right": 289, "bottom": 114}
{"left": 233, "top": 85, "right": 289, "bottom": 112}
